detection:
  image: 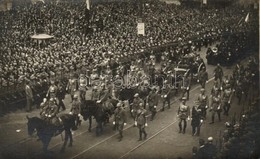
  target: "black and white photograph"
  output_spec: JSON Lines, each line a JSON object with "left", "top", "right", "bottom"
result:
{"left": 0, "top": 0, "right": 259, "bottom": 158}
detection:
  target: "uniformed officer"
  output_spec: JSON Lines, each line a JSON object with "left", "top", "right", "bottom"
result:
{"left": 131, "top": 93, "right": 144, "bottom": 120}
{"left": 66, "top": 75, "right": 78, "bottom": 102}
{"left": 209, "top": 92, "right": 222, "bottom": 124}
{"left": 197, "top": 67, "right": 208, "bottom": 88}
{"left": 211, "top": 81, "right": 221, "bottom": 97}
{"left": 213, "top": 63, "right": 223, "bottom": 84}
{"left": 56, "top": 81, "right": 66, "bottom": 112}
{"left": 177, "top": 97, "right": 190, "bottom": 134}
{"left": 40, "top": 98, "right": 48, "bottom": 119}
{"left": 203, "top": 137, "right": 217, "bottom": 159}
{"left": 99, "top": 83, "right": 109, "bottom": 108}
{"left": 46, "top": 80, "right": 58, "bottom": 100}
{"left": 197, "top": 88, "right": 209, "bottom": 119}
{"left": 135, "top": 105, "right": 148, "bottom": 141}
{"left": 45, "top": 98, "right": 60, "bottom": 126}
{"left": 91, "top": 86, "right": 100, "bottom": 101}
{"left": 161, "top": 81, "right": 172, "bottom": 111}
{"left": 78, "top": 74, "right": 87, "bottom": 101}
{"left": 70, "top": 94, "right": 81, "bottom": 128}
{"left": 221, "top": 75, "right": 230, "bottom": 91}
{"left": 222, "top": 85, "right": 233, "bottom": 116}
{"left": 113, "top": 103, "right": 127, "bottom": 142}
{"left": 147, "top": 87, "right": 159, "bottom": 121}
{"left": 181, "top": 73, "right": 191, "bottom": 100}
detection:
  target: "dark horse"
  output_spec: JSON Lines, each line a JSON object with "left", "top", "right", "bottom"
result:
{"left": 26, "top": 114, "right": 76, "bottom": 153}
{"left": 80, "top": 98, "right": 118, "bottom": 136}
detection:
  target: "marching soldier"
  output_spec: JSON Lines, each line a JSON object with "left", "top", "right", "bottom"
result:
{"left": 25, "top": 80, "right": 34, "bottom": 112}
{"left": 222, "top": 84, "right": 233, "bottom": 116}
{"left": 134, "top": 105, "right": 148, "bottom": 141}
{"left": 131, "top": 93, "right": 144, "bottom": 120}
{"left": 161, "top": 81, "right": 172, "bottom": 111}
{"left": 181, "top": 73, "right": 191, "bottom": 100}
{"left": 221, "top": 75, "right": 230, "bottom": 91}
{"left": 70, "top": 94, "right": 81, "bottom": 128}
{"left": 66, "top": 74, "right": 78, "bottom": 102}
{"left": 211, "top": 81, "right": 221, "bottom": 97}
{"left": 197, "top": 67, "right": 208, "bottom": 88}
{"left": 177, "top": 97, "right": 190, "bottom": 134}
{"left": 78, "top": 74, "right": 87, "bottom": 101}
{"left": 147, "top": 87, "right": 159, "bottom": 121}
{"left": 209, "top": 91, "right": 222, "bottom": 124}
{"left": 113, "top": 103, "right": 127, "bottom": 142}
{"left": 91, "top": 86, "right": 100, "bottom": 102}
{"left": 56, "top": 81, "right": 66, "bottom": 112}
{"left": 213, "top": 63, "right": 223, "bottom": 84}
{"left": 197, "top": 88, "right": 209, "bottom": 119}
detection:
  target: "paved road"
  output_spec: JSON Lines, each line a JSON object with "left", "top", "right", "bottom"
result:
{"left": 0, "top": 45, "right": 255, "bottom": 159}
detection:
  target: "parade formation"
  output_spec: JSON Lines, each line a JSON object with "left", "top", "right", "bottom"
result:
{"left": 0, "top": 0, "right": 259, "bottom": 158}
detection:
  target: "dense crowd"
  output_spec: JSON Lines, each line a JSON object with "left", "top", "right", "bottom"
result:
{"left": 0, "top": 0, "right": 258, "bottom": 110}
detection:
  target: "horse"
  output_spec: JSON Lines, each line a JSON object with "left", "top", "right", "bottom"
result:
{"left": 81, "top": 99, "right": 118, "bottom": 136}
{"left": 26, "top": 114, "right": 76, "bottom": 153}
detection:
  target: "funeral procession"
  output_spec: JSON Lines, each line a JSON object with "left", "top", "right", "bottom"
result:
{"left": 0, "top": 0, "right": 259, "bottom": 158}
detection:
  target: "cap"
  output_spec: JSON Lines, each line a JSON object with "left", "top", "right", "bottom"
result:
{"left": 200, "top": 88, "right": 205, "bottom": 92}
{"left": 93, "top": 86, "right": 97, "bottom": 89}
{"left": 134, "top": 93, "right": 139, "bottom": 97}
{"left": 208, "top": 137, "right": 213, "bottom": 142}
{"left": 73, "top": 94, "right": 78, "bottom": 98}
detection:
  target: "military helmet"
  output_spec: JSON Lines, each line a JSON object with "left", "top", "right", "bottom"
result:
{"left": 134, "top": 93, "right": 139, "bottom": 97}
{"left": 73, "top": 94, "right": 78, "bottom": 99}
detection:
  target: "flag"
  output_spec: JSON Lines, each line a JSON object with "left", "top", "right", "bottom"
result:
{"left": 245, "top": 13, "right": 249, "bottom": 23}
{"left": 203, "top": 0, "right": 207, "bottom": 4}
{"left": 86, "top": 0, "right": 90, "bottom": 10}
{"left": 137, "top": 23, "right": 145, "bottom": 35}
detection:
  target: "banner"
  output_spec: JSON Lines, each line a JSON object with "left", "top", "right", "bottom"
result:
{"left": 86, "top": 0, "right": 90, "bottom": 10}
{"left": 203, "top": 0, "right": 207, "bottom": 4}
{"left": 137, "top": 23, "right": 145, "bottom": 35}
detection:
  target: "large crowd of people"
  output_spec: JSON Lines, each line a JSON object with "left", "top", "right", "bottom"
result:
{"left": 0, "top": 0, "right": 258, "bottom": 110}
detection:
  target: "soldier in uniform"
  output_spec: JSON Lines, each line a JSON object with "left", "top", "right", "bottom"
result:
{"left": 40, "top": 98, "right": 48, "bottom": 120}
{"left": 177, "top": 97, "right": 190, "bottom": 134}
{"left": 209, "top": 91, "right": 222, "bottom": 124}
{"left": 197, "top": 67, "right": 208, "bottom": 88}
{"left": 197, "top": 88, "right": 209, "bottom": 119}
{"left": 56, "top": 81, "right": 66, "bottom": 112}
{"left": 70, "top": 94, "right": 81, "bottom": 128}
{"left": 78, "top": 74, "right": 87, "bottom": 101}
{"left": 213, "top": 63, "right": 224, "bottom": 84}
{"left": 45, "top": 98, "right": 60, "bottom": 126}
{"left": 221, "top": 75, "right": 230, "bottom": 91}
{"left": 113, "top": 102, "right": 127, "bottom": 142}
{"left": 131, "top": 93, "right": 144, "bottom": 120}
{"left": 160, "top": 81, "right": 172, "bottom": 111}
{"left": 46, "top": 80, "right": 58, "bottom": 99}
{"left": 25, "top": 80, "right": 34, "bottom": 112}
{"left": 66, "top": 75, "right": 78, "bottom": 102}
{"left": 135, "top": 105, "right": 148, "bottom": 141}
{"left": 211, "top": 81, "right": 221, "bottom": 97}
{"left": 222, "top": 84, "right": 233, "bottom": 116}
{"left": 147, "top": 87, "right": 159, "bottom": 121}
{"left": 91, "top": 86, "right": 100, "bottom": 102}
{"left": 181, "top": 73, "right": 191, "bottom": 100}
{"left": 191, "top": 102, "right": 203, "bottom": 136}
